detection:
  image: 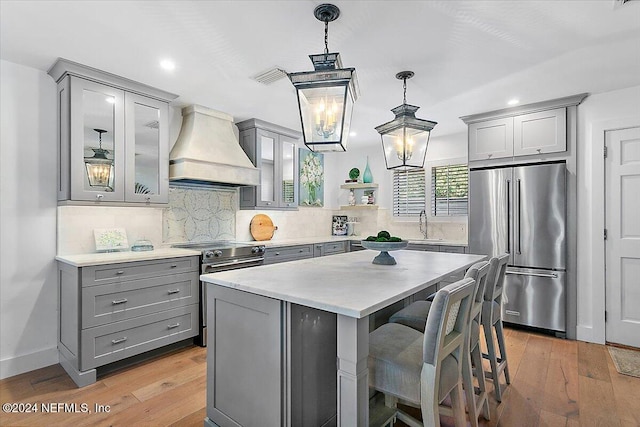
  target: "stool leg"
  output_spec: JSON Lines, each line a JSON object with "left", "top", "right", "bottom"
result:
{"left": 450, "top": 382, "right": 467, "bottom": 427}
{"left": 462, "top": 350, "right": 479, "bottom": 427}
{"left": 494, "top": 320, "right": 510, "bottom": 384}
{"left": 483, "top": 320, "right": 503, "bottom": 402}
{"left": 471, "top": 343, "right": 490, "bottom": 420}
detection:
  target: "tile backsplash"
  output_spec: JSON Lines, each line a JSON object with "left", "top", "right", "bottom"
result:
{"left": 163, "top": 185, "right": 237, "bottom": 243}
{"left": 57, "top": 206, "right": 164, "bottom": 255}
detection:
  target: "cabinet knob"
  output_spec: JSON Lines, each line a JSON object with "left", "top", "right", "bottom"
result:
{"left": 487, "top": 153, "right": 493, "bottom": 159}
{"left": 266, "top": 202, "right": 272, "bottom": 205}
{"left": 537, "top": 148, "right": 542, "bottom": 153}
{"left": 145, "top": 196, "right": 151, "bottom": 202}
{"left": 96, "top": 194, "right": 104, "bottom": 200}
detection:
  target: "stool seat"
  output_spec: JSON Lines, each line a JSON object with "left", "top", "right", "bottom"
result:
{"left": 369, "top": 323, "right": 460, "bottom": 405}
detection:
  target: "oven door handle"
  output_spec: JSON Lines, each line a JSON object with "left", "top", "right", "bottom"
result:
{"left": 204, "top": 257, "right": 264, "bottom": 271}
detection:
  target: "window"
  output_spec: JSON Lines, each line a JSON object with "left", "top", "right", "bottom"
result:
{"left": 392, "top": 168, "right": 426, "bottom": 217}
{"left": 431, "top": 164, "right": 468, "bottom": 216}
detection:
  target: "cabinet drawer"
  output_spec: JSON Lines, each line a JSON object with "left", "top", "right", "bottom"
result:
{"left": 82, "top": 272, "right": 199, "bottom": 328}
{"left": 264, "top": 245, "right": 314, "bottom": 264}
{"left": 80, "top": 305, "right": 197, "bottom": 370}
{"left": 322, "top": 242, "right": 346, "bottom": 255}
{"left": 81, "top": 256, "right": 199, "bottom": 286}
{"left": 405, "top": 244, "right": 440, "bottom": 252}
{"left": 440, "top": 246, "right": 466, "bottom": 254}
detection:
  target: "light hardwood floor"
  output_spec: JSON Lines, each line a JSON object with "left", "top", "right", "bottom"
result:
{"left": 0, "top": 328, "right": 638, "bottom": 426}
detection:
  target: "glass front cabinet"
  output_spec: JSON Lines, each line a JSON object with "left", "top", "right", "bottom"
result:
{"left": 237, "top": 119, "right": 301, "bottom": 210}
{"left": 49, "top": 59, "right": 177, "bottom": 204}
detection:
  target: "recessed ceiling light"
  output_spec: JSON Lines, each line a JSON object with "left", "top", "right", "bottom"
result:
{"left": 160, "top": 59, "right": 176, "bottom": 71}
{"left": 507, "top": 98, "right": 520, "bottom": 106}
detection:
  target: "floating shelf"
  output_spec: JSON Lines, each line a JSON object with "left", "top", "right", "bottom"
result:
{"left": 340, "top": 183, "right": 379, "bottom": 190}
{"left": 340, "top": 204, "right": 379, "bottom": 210}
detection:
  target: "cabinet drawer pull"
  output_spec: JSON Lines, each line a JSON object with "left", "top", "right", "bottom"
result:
{"left": 111, "top": 337, "right": 127, "bottom": 344}
{"left": 275, "top": 252, "right": 280, "bottom": 256}
{"left": 167, "top": 323, "right": 181, "bottom": 329}
{"left": 115, "top": 270, "right": 124, "bottom": 275}
{"left": 167, "top": 289, "right": 181, "bottom": 295}
{"left": 170, "top": 264, "right": 178, "bottom": 268}
{"left": 112, "top": 298, "right": 128, "bottom": 305}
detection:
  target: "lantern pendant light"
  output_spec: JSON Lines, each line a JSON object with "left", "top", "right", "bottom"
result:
{"left": 288, "top": 3, "right": 359, "bottom": 152}
{"left": 84, "top": 128, "right": 114, "bottom": 189}
{"left": 375, "top": 71, "right": 437, "bottom": 169}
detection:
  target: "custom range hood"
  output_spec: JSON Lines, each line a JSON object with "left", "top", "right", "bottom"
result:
{"left": 169, "top": 105, "right": 259, "bottom": 187}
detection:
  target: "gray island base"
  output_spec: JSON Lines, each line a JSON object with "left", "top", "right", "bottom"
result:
{"left": 201, "top": 250, "right": 485, "bottom": 427}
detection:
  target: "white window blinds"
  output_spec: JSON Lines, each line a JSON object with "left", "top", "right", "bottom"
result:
{"left": 392, "top": 168, "right": 426, "bottom": 217}
{"left": 431, "top": 164, "right": 468, "bottom": 216}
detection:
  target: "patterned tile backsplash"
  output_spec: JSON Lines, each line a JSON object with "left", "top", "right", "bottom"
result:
{"left": 163, "top": 186, "right": 237, "bottom": 243}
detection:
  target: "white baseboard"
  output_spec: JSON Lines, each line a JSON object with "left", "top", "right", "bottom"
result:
{"left": 0, "top": 346, "right": 59, "bottom": 380}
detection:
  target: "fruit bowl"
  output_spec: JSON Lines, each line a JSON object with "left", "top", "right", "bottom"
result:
{"left": 360, "top": 240, "right": 408, "bottom": 265}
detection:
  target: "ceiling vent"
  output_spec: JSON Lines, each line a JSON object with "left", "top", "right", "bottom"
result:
{"left": 252, "top": 67, "right": 288, "bottom": 85}
{"left": 613, "top": 0, "right": 636, "bottom": 7}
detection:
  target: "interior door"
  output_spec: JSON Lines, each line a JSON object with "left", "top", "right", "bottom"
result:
{"left": 512, "top": 163, "right": 566, "bottom": 270}
{"left": 605, "top": 126, "right": 640, "bottom": 348}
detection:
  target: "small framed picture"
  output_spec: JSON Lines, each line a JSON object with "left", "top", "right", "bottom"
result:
{"left": 332, "top": 215, "right": 348, "bottom": 236}
{"left": 94, "top": 228, "right": 129, "bottom": 252}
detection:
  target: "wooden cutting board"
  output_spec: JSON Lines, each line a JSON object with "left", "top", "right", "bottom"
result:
{"left": 250, "top": 214, "right": 278, "bottom": 241}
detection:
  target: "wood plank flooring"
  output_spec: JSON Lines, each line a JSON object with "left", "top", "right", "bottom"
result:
{"left": 0, "top": 328, "right": 638, "bottom": 426}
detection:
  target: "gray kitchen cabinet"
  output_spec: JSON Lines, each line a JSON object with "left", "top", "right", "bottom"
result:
{"left": 314, "top": 241, "right": 347, "bottom": 257}
{"left": 513, "top": 108, "right": 566, "bottom": 157}
{"left": 468, "top": 108, "right": 566, "bottom": 162}
{"left": 263, "top": 244, "right": 314, "bottom": 264}
{"left": 237, "top": 119, "right": 301, "bottom": 210}
{"left": 468, "top": 117, "right": 514, "bottom": 162}
{"left": 57, "top": 256, "right": 199, "bottom": 387}
{"left": 48, "top": 59, "right": 176, "bottom": 204}
{"left": 463, "top": 94, "right": 588, "bottom": 164}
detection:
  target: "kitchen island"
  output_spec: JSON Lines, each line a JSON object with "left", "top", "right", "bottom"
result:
{"left": 201, "top": 249, "right": 485, "bottom": 427}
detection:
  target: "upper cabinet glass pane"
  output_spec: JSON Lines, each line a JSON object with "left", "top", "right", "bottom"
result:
{"left": 82, "top": 88, "right": 116, "bottom": 191}
{"left": 282, "top": 141, "right": 295, "bottom": 204}
{"left": 133, "top": 102, "right": 160, "bottom": 195}
{"left": 260, "top": 135, "right": 276, "bottom": 203}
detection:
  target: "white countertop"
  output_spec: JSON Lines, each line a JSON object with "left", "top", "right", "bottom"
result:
{"left": 201, "top": 250, "right": 485, "bottom": 318}
{"left": 55, "top": 247, "right": 201, "bottom": 267}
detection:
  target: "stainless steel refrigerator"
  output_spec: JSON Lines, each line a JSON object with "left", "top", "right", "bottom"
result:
{"left": 469, "top": 161, "right": 566, "bottom": 333}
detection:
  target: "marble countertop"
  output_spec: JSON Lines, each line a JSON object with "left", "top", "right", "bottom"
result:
{"left": 55, "top": 247, "right": 201, "bottom": 267}
{"left": 202, "top": 250, "right": 485, "bottom": 318}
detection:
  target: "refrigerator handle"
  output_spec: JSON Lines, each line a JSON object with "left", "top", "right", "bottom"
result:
{"left": 506, "top": 270, "right": 559, "bottom": 279}
{"left": 516, "top": 178, "right": 522, "bottom": 255}
{"left": 506, "top": 179, "right": 511, "bottom": 254}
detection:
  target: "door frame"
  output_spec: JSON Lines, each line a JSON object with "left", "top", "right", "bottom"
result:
{"left": 580, "top": 116, "right": 640, "bottom": 344}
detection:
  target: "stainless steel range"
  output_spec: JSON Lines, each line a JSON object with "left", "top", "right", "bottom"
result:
{"left": 172, "top": 241, "right": 265, "bottom": 346}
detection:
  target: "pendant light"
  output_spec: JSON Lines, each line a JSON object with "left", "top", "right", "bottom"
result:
{"left": 84, "top": 128, "right": 114, "bottom": 188}
{"left": 288, "top": 3, "right": 359, "bottom": 152}
{"left": 375, "top": 71, "right": 437, "bottom": 169}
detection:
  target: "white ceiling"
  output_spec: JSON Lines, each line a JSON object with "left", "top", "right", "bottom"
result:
{"left": 2, "top": 0, "right": 640, "bottom": 148}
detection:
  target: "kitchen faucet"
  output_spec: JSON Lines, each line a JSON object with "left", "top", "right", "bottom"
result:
{"left": 419, "top": 209, "right": 427, "bottom": 239}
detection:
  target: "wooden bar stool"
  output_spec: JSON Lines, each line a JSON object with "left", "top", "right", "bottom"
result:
{"left": 368, "top": 278, "right": 476, "bottom": 427}
{"left": 481, "top": 253, "right": 511, "bottom": 402}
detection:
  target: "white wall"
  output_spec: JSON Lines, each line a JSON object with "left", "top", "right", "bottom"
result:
{"left": 576, "top": 85, "right": 640, "bottom": 344}
{"left": 0, "top": 60, "right": 58, "bottom": 379}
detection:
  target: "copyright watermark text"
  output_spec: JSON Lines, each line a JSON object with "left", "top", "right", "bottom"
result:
{"left": 2, "top": 402, "right": 110, "bottom": 413}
